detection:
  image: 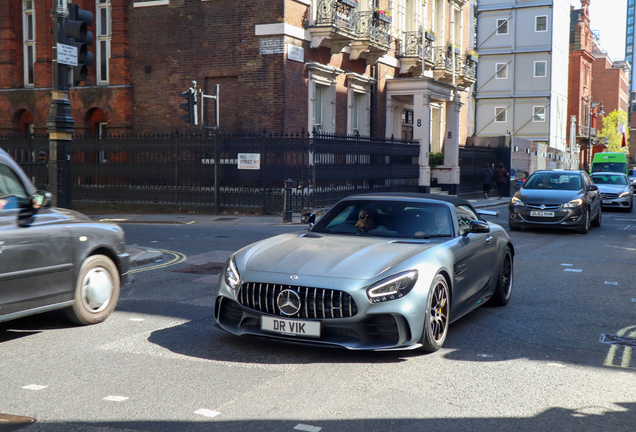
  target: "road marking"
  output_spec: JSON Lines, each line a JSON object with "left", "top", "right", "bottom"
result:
{"left": 615, "top": 219, "right": 636, "bottom": 222}
{"left": 128, "top": 250, "right": 187, "bottom": 274}
{"left": 605, "top": 281, "right": 618, "bottom": 285}
{"left": 561, "top": 263, "right": 573, "bottom": 266}
{"left": 294, "top": 425, "right": 321, "bottom": 432}
{"left": 194, "top": 409, "right": 220, "bottom": 418}
{"left": 187, "top": 221, "right": 196, "bottom": 225}
{"left": 129, "top": 318, "right": 145, "bottom": 322}
{"left": 632, "top": 299, "right": 636, "bottom": 302}
{"left": 546, "top": 363, "right": 566, "bottom": 367}
{"left": 103, "top": 396, "right": 128, "bottom": 402}
{"left": 477, "top": 354, "right": 493, "bottom": 358}
{"left": 564, "top": 269, "right": 583, "bottom": 272}
{"left": 22, "top": 384, "right": 47, "bottom": 391}
{"left": 603, "top": 326, "right": 636, "bottom": 369}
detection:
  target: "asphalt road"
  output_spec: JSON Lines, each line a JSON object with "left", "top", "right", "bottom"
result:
{"left": 1, "top": 205, "right": 635, "bottom": 432}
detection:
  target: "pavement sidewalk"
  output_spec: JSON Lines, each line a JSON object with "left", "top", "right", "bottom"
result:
{"left": 113, "top": 196, "right": 509, "bottom": 267}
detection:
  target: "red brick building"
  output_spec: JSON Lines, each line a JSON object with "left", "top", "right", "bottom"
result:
{"left": 0, "top": 0, "right": 133, "bottom": 137}
{"left": 568, "top": 2, "right": 594, "bottom": 169}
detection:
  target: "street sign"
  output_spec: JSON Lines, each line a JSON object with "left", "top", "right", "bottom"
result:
{"left": 57, "top": 43, "right": 78, "bottom": 66}
{"left": 238, "top": 153, "right": 261, "bottom": 170}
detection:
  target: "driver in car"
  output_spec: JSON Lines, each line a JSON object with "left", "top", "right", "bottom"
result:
{"left": 356, "top": 209, "right": 388, "bottom": 233}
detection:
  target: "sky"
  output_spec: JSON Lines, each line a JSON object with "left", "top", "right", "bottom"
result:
{"left": 572, "top": 0, "right": 627, "bottom": 61}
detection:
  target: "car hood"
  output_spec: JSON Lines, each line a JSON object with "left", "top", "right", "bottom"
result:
{"left": 516, "top": 188, "right": 583, "bottom": 205}
{"left": 242, "top": 233, "right": 440, "bottom": 280}
{"left": 596, "top": 184, "right": 628, "bottom": 193}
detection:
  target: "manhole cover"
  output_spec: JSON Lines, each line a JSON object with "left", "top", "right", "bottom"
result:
{"left": 172, "top": 262, "right": 226, "bottom": 275}
{"left": 213, "top": 217, "right": 239, "bottom": 222}
{"left": 0, "top": 413, "right": 36, "bottom": 431}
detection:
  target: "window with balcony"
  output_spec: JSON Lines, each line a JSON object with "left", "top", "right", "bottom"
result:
{"left": 495, "top": 107, "right": 507, "bottom": 123}
{"left": 308, "top": 63, "right": 341, "bottom": 133}
{"left": 22, "top": 0, "right": 35, "bottom": 87}
{"left": 346, "top": 72, "right": 374, "bottom": 136}
{"left": 533, "top": 107, "right": 546, "bottom": 122}
{"left": 97, "top": 0, "right": 112, "bottom": 84}
{"left": 535, "top": 16, "right": 547, "bottom": 32}
{"left": 496, "top": 63, "right": 508, "bottom": 79}
{"left": 497, "top": 19, "right": 508, "bottom": 35}
{"left": 534, "top": 61, "right": 547, "bottom": 77}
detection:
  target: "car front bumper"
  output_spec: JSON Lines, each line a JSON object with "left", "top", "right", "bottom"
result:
{"left": 600, "top": 196, "right": 632, "bottom": 208}
{"left": 508, "top": 205, "right": 586, "bottom": 229}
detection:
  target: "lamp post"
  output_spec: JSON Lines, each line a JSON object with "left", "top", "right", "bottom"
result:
{"left": 587, "top": 101, "right": 604, "bottom": 171}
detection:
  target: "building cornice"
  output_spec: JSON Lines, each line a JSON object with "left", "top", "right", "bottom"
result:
{"left": 255, "top": 23, "right": 310, "bottom": 42}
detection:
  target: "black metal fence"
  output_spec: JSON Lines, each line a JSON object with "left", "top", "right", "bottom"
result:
{"left": 1, "top": 132, "right": 419, "bottom": 212}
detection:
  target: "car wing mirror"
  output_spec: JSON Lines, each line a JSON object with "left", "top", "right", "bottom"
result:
{"left": 588, "top": 184, "right": 599, "bottom": 192}
{"left": 514, "top": 183, "right": 522, "bottom": 190}
{"left": 300, "top": 212, "right": 316, "bottom": 224}
{"left": 465, "top": 220, "right": 490, "bottom": 236}
{"left": 476, "top": 209, "right": 500, "bottom": 219}
{"left": 31, "top": 190, "right": 52, "bottom": 209}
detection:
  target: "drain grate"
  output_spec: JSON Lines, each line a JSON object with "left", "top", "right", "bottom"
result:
{"left": 213, "top": 217, "right": 239, "bottom": 222}
{"left": 172, "top": 262, "right": 226, "bottom": 275}
{"left": 0, "top": 413, "right": 36, "bottom": 432}
{"left": 600, "top": 333, "right": 636, "bottom": 348}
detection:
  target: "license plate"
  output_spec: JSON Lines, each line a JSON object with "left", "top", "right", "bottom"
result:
{"left": 261, "top": 316, "right": 321, "bottom": 338}
{"left": 602, "top": 200, "right": 612, "bottom": 204}
{"left": 530, "top": 211, "right": 555, "bottom": 217}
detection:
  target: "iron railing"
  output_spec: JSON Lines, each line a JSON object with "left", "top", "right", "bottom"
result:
{"left": 312, "top": 0, "right": 357, "bottom": 36}
{"left": 400, "top": 30, "right": 422, "bottom": 57}
{"left": 352, "top": 11, "right": 390, "bottom": 49}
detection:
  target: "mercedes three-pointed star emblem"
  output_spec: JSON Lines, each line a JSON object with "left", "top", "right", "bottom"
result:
{"left": 277, "top": 289, "right": 301, "bottom": 316}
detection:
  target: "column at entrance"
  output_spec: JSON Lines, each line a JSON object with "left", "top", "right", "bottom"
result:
{"left": 439, "top": 91, "right": 462, "bottom": 195}
{"left": 413, "top": 93, "right": 431, "bottom": 192}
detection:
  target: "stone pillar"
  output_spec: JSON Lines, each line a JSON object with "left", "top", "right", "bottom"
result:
{"left": 443, "top": 91, "right": 462, "bottom": 195}
{"left": 414, "top": 93, "right": 431, "bottom": 192}
{"left": 385, "top": 95, "right": 396, "bottom": 138}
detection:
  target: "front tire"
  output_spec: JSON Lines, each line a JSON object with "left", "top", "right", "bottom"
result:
{"left": 65, "top": 255, "right": 120, "bottom": 325}
{"left": 420, "top": 274, "right": 450, "bottom": 353}
{"left": 577, "top": 209, "right": 589, "bottom": 234}
{"left": 591, "top": 205, "right": 601, "bottom": 227}
{"left": 508, "top": 222, "right": 521, "bottom": 231}
{"left": 489, "top": 247, "right": 513, "bottom": 306}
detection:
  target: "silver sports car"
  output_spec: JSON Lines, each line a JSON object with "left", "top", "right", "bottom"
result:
{"left": 214, "top": 193, "right": 514, "bottom": 352}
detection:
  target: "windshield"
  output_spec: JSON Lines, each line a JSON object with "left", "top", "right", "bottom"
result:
{"left": 591, "top": 174, "right": 627, "bottom": 185}
{"left": 523, "top": 173, "right": 583, "bottom": 190}
{"left": 592, "top": 162, "right": 626, "bottom": 173}
{"left": 312, "top": 200, "right": 454, "bottom": 238}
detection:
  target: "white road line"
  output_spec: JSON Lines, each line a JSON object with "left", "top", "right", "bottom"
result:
{"left": 22, "top": 384, "right": 47, "bottom": 391}
{"left": 605, "top": 281, "right": 618, "bottom": 285}
{"left": 129, "top": 318, "right": 145, "bottom": 322}
{"left": 294, "top": 425, "right": 322, "bottom": 432}
{"left": 561, "top": 263, "right": 573, "bottom": 266}
{"left": 546, "top": 363, "right": 566, "bottom": 367}
{"left": 564, "top": 269, "right": 583, "bottom": 272}
{"left": 194, "top": 409, "right": 220, "bottom": 418}
{"left": 477, "top": 354, "right": 493, "bottom": 358}
{"left": 103, "top": 396, "right": 129, "bottom": 402}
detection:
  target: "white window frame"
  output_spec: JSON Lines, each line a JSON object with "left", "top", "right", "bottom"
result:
{"left": 494, "top": 107, "right": 507, "bottom": 123}
{"left": 346, "top": 72, "right": 375, "bottom": 136}
{"left": 534, "top": 61, "right": 547, "bottom": 78}
{"left": 533, "top": 106, "right": 546, "bottom": 122}
{"left": 495, "top": 63, "right": 508, "bottom": 79}
{"left": 496, "top": 18, "right": 508, "bottom": 35}
{"left": 22, "top": 0, "right": 35, "bottom": 87}
{"left": 307, "top": 63, "right": 342, "bottom": 134}
{"left": 535, "top": 15, "right": 548, "bottom": 32}
{"left": 96, "top": 0, "right": 112, "bottom": 84}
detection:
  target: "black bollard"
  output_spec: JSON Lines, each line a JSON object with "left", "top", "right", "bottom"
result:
{"left": 283, "top": 178, "right": 293, "bottom": 223}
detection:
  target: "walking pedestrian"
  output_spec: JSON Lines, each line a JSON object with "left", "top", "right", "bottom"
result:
{"left": 480, "top": 164, "right": 494, "bottom": 199}
{"left": 494, "top": 163, "right": 509, "bottom": 200}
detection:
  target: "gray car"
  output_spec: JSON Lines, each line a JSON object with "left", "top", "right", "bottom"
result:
{"left": 591, "top": 172, "right": 633, "bottom": 212}
{"left": 215, "top": 193, "right": 514, "bottom": 352}
{"left": 0, "top": 148, "right": 129, "bottom": 325}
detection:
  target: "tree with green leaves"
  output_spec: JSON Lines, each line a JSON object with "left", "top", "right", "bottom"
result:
{"left": 598, "top": 109, "right": 630, "bottom": 153}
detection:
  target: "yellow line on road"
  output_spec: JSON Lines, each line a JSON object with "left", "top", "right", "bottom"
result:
{"left": 603, "top": 325, "right": 636, "bottom": 369}
{"left": 128, "top": 249, "right": 187, "bottom": 274}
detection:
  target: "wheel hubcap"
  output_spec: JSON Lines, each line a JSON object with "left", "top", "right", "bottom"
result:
{"left": 81, "top": 267, "right": 113, "bottom": 313}
{"left": 429, "top": 281, "right": 448, "bottom": 343}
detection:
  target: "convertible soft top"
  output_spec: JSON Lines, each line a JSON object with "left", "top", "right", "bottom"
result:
{"left": 345, "top": 192, "right": 478, "bottom": 214}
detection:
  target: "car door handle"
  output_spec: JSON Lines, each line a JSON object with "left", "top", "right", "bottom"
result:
{"left": 486, "top": 236, "right": 493, "bottom": 244}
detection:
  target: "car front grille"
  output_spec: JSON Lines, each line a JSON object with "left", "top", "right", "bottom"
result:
{"left": 526, "top": 203, "right": 562, "bottom": 210}
{"left": 601, "top": 193, "right": 619, "bottom": 199}
{"left": 238, "top": 283, "right": 358, "bottom": 319}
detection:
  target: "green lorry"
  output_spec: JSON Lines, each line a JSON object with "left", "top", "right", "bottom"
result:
{"left": 591, "top": 152, "right": 629, "bottom": 175}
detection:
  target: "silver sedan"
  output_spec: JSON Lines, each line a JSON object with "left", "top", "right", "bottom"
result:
{"left": 591, "top": 172, "right": 633, "bottom": 212}
{"left": 214, "top": 193, "right": 514, "bottom": 352}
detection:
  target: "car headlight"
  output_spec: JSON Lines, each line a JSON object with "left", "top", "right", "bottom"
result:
{"left": 367, "top": 270, "right": 418, "bottom": 303}
{"left": 511, "top": 197, "right": 525, "bottom": 207}
{"left": 562, "top": 199, "right": 583, "bottom": 208}
{"left": 619, "top": 191, "right": 631, "bottom": 198}
{"left": 224, "top": 256, "right": 241, "bottom": 290}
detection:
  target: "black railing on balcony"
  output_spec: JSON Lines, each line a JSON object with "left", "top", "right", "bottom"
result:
{"left": 400, "top": 30, "right": 422, "bottom": 57}
{"left": 424, "top": 40, "right": 434, "bottom": 64}
{"left": 352, "top": 11, "right": 390, "bottom": 49}
{"left": 313, "top": 0, "right": 357, "bottom": 36}
{"left": 462, "top": 57, "right": 477, "bottom": 80}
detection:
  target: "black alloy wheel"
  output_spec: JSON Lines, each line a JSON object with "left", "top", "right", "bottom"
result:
{"left": 591, "top": 204, "right": 601, "bottom": 227}
{"left": 489, "top": 246, "right": 513, "bottom": 306}
{"left": 421, "top": 274, "right": 450, "bottom": 352}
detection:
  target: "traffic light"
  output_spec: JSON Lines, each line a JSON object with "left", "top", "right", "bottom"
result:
{"left": 66, "top": 3, "right": 94, "bottom": 85}
{"left": 179, "top": 89, "right": 197, "bottom": 125}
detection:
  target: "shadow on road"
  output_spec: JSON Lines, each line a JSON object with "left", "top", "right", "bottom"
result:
{"left": 10, "top": 403, "right": 636, "bottom": 432}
